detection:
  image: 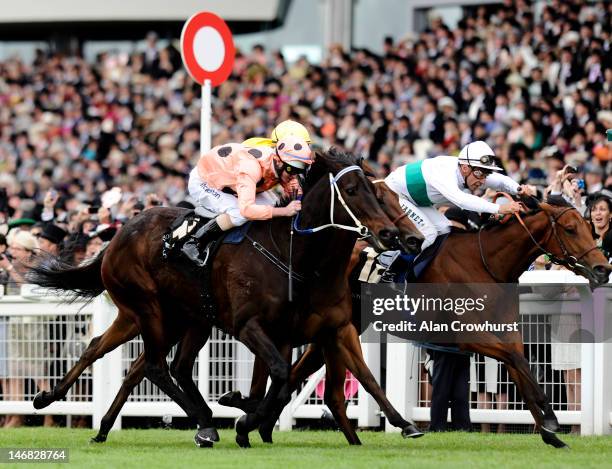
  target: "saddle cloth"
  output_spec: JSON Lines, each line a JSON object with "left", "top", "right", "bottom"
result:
{"left": 354, "top": 233, "right": 449, "bottom": 284}
{"left": 163, "top": 209, "right": 252, "bottom": 259}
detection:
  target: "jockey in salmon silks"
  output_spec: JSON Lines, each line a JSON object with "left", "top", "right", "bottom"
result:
{"left": 183, "top": 121, "right": 313, "bottom": 266}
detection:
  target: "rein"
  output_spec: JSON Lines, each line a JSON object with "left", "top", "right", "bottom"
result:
{"left": 293, "top": 165, "right": 369, "bottom": 237}
{"left": 479, "top": 193, "right": 599, "bottom": 281}
{"left": 245, "top": 233, "right": 306, "bottom": 283}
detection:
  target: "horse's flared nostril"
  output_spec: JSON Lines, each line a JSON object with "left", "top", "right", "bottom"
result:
{"left": 594, "top": 265, "right": 611, "bottom": 282}
{"left": 379, "top": 227, "right": 400, "bottom": 245}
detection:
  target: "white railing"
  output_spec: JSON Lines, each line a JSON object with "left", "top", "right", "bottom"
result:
{"left": 0, "top": 271, "right": 611, "bottom": 435}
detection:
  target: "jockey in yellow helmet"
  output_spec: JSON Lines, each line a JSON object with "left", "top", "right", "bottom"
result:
{"left": 182, "top": 122, "right": 313, "bottom": 266}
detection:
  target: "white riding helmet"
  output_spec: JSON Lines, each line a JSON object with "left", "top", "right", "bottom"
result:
{"left": 458, "top": 141, "right": 502, "bottom": 172}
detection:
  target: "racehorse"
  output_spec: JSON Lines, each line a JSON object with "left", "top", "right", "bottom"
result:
{"left": 27, "top": 149, "right": 423, "bottom": 447}
{"left": 82, "top": 167, "right": 424, "bottom": 445}
{"left": 218, "top": 195, "right": 612, "bottom": 449}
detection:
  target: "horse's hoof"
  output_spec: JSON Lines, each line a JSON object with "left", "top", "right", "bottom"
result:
{"left": 218, "top": 390, "right": 243, "bottom": 408}
{"left": 194, "top": 436, "right": 214, "bottom": 448}
{"left": 543, "top": 418, "right": 560, "bottom": 433}
{"left": 90, "top": 434, "right": 107, "bottom": 444}
{"left": 401, "top": 423, "right": 424, "bottom": 439}
{"left": 33, "top": 391, "right": 53, "bottom": 410}
{"left": 236, "top": 433, "right": 251, "bottom": 448}
{"left": 236, "top": 414, "right": 249, "bottom": 434}
{"left": 541, "top": 427, "right": 569, "bottom": 449}
{"left": 258, "top": 425, "right": 273, "bottom": 444}
{"left": 195, "top": 427, "right": 220, "bottom": 446}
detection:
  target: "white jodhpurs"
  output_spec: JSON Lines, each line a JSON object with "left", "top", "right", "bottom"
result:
{"left": 187, "top": 168, "right": 279, "bottom": 226}
{"left": 397, "top": 194, "right": 451, "bottom": 250}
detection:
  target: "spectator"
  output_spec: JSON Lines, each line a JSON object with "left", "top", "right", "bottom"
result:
{"left": 0, "top": 231, "right": 53, "bottom": 427}
{"left": 587, "top": 192, "right": 612, "bottom": 260}
{"left": 0, "top": 234, "right": 7, "bottom": 427}
{"left": 37, "top": 224, "right": 67, "bottom": 256}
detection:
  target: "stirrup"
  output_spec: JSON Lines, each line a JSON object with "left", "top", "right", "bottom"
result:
{"left": 182, "top": 239, "right": 207, "bottom": 267}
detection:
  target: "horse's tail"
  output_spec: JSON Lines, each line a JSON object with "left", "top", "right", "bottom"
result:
{"left": 26, "top": 249, "right": 106, "bottom": 302}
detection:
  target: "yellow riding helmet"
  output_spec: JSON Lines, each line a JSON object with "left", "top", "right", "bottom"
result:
{"left": 270, "top": 120, "right": 312, "bottom": 144}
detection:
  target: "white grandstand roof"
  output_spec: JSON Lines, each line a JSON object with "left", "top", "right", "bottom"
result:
{"left": 0, "top": 0, "right": 281, "bottom": 23}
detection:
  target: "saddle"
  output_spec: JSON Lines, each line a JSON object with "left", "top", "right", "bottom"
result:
{"left": 162, "top": 209, "right": 252, "bottom": 320}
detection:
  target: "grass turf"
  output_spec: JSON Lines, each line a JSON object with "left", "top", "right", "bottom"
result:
{"left": 0, "top": 428, "right": 611, "bottom": 468}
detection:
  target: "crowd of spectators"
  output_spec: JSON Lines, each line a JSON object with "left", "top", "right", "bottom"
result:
{"left": 0, "top": 0, "right": 610, "bottom": 427}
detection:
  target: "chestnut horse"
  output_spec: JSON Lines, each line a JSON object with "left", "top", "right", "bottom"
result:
{"left": 223, "top": 196, "right": 611, "bottom": 449}
{"left": 27, "top": 149, "right": 422, "bottom": 447}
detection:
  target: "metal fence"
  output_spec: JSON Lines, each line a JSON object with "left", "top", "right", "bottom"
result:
{"left": 1, "top": 271, "right": 611, "bottom": 434}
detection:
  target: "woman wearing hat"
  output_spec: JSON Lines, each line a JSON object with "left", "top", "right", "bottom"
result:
{"left": 183, "top": 120, "right": 314, "bottom": 266}
{"left": 384, "top": 141, "right": 533, "bottom": 250}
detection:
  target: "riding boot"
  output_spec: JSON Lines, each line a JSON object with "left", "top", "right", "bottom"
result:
{"left": 181, "top": 219, "right": 223, "bottom": 267}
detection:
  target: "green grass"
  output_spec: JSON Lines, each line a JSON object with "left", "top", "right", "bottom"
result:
{"left": 0, "top": 428, "right": 611, "bottom": 469}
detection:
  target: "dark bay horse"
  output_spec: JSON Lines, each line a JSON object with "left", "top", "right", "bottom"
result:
{"left": 27, "top": 149, "right": 419, "bottom": 447}
{"left": 82, "top": 165, "right": 424, "bottom": 445}
{"left": 222, "top": 196, "right": 611, "bottom": 448}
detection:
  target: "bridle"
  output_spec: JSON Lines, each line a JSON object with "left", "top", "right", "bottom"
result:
{"left": 479, "top": 193, "right": 599, "bottom": 281}
{"left": 293, "top": 165, "right": 369, "bottom": 237}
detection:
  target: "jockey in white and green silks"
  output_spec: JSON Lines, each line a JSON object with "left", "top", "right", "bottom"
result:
{"left": 385, "top": 141, "right": 530, "bottom": 250}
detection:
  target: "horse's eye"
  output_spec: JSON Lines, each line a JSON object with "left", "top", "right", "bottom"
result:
{"left": 345, "top": 186, "right": 357, "bottom": 196}
{"left": 564, "top": 225, "right": 576, "bottom": 234}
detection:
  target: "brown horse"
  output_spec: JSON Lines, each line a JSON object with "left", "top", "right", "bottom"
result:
{"left": 82, "top": 163, "right": 423, "bottom": 445}
{"left": 27, "top": 149, "right": 420, "bottom": 447}
{"left": 223, "top": 195, "right": 611, "bottom": 449}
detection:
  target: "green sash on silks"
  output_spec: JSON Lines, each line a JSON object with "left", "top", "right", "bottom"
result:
{"left": 404, "top": 161, "right": 433, "bottom": 206}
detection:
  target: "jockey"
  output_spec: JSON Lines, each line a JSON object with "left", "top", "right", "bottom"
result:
{"left": 182, "top": 133, "right": 313, "bottom": 266}
{"left": 384, "top": 140, "right": 529, "bottom": 251}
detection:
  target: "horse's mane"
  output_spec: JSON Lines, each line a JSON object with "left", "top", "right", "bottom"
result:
{"left": 301, "top": 147, "right": 361, "bottom": 193}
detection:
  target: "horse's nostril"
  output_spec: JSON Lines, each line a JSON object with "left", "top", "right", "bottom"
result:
{"left": 380, "top": 228, "right": 398, "bottom": 242}
{"left": 594, "top": 265, "right": 611, "bottom": 279}
{"left": 407, "top": 236, "right": 423, "bottom": 251}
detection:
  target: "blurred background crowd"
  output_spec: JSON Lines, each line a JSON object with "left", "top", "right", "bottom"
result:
{"left": 0, "top": 0, "right": 609, "bottom": 270}
{"left": 0, "top": 0, "right": 610, "bottom": 430}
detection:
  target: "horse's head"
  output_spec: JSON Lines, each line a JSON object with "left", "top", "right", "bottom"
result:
{"left": 360, "top": 159, "right": 423, "bottom": 255}
{"left": 538, "top": 196, "right": 612, "bottom": 287}
{"left": 301, "top": 148, "right": 399, "bottom": 251}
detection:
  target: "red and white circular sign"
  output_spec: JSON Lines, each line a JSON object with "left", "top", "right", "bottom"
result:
{"left": 180, "top": 11, "right": 235, "bottom": 87}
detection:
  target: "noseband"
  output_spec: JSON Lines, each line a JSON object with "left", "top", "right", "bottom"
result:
{"left": 293, "top": 165, "right": 369, "bottom": 237}
{"left": 479, "top": 194, "right": 599, "bottom": 281}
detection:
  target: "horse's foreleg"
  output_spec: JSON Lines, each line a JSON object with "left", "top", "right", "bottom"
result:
{"left": 91, "top": 352, "right": 147, "bottom": 443}
{"left": 169, "top": 325, "right": 219, "bottom": 446}
{"left": 256, "top": 343, "right": 326, "bottom": 441}
{"left": 34, "top": 312, "right": 138, "bottom": 410}
{"left": 218, "top": 356, "right": 268, "bottom": 414}
{"left": 463, "top": 340, "right": 567, "bottom": 448}
{"left": 137, "top": 302, "right": 215, "bottom": 447}
{"left": 235, "top": 317, "right": 290, "bottom": 448}
{"left": 322, "top": 342, "right": 361, "bottom": 445}
{"left": 289, "top": 344, "right": 325, "bottom": 388}
{"left": 336, "top": 323, "right": 423, "bottom": 438}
